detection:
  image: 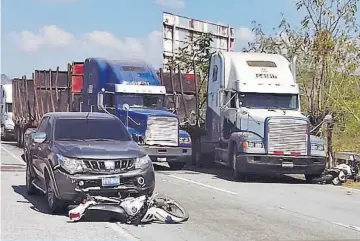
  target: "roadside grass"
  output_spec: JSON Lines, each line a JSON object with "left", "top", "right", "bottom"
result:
{"left": 343, "top": 180, "right": 360, "bottom": 190}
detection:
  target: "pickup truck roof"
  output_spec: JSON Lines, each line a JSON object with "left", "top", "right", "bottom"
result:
{"left": 43, "top": 112, "right": 117, "bottom": 120}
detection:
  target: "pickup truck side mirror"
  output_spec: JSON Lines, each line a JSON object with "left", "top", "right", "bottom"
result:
{"left": 32, "top": 132, "right": 46, "bottom": 144}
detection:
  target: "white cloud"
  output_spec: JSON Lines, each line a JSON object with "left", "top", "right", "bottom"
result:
{"left": 10, "top": 25, "right": 74, "bottom": 52}
{"left": 235, "top": 27, "right": 255, "bottom": 43}
{"left": 154, "top": 0, "right": 185, "bottom": 9}
{"left": 7, "top": 25, "right": 164, "bottom": 69}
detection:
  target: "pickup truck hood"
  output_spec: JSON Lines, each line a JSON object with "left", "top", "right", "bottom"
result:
{"left": 54, "top": 140, "right": 145, "bottom": 159}
{"left": 117, "top": 108, "right": 178, "bottom": 136}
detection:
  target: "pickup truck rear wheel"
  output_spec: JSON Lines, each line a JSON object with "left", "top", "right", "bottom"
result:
{"left": 168, "top": 162, "right": 186, "bottom": 170}
{"left": 45, "top": 175, "right": 65, "bottom": 214}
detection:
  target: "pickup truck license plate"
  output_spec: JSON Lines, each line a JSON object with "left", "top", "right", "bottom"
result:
{"left": 157, "top": 157, "right": 167, "bottom": 162}
{"left": 281, "top": 162, "right": 294, "bottom": 168}
{"left": 102, "top": 176, "right": 120, "bottom": 187}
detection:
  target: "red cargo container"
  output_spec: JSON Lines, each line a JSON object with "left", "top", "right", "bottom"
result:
{"left": 71, "top": 62, "right": 84, "bottom": 93}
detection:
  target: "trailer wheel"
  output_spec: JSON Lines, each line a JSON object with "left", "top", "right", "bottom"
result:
{"left": 16, "top": 127, "right": 21, "bottom": 147}
{"left": 192, "top": 142, "right": 214, "bottom": 168}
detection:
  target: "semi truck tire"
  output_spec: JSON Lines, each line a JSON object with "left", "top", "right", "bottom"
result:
{"left": 16, "top": 126, "right": 21, "bottom": 147}
{"left": 168, "top": 162, "right": 186, "bottom": 170}
{"left": 192, "top": 141, "right": 214, "bottom": 168}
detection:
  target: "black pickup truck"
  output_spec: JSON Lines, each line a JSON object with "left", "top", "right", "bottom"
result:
{"left": 23, "top": 112, "right": 155, "bottom": 214}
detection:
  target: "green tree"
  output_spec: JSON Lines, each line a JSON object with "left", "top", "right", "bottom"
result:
{"left": 167, "top": 33, "right": 214, "bottom": 116}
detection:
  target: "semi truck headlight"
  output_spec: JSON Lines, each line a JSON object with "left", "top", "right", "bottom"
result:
{"left": 56, "top": 154, "right": 85, "bottom": 174}
{"left": 179, "top": 137, "right": 191, "bottom": 144}
{"left": 311, "top": 144, "right": 324, "bottom": 151}
{"left": 135, "top": 155, "right": 152, "bottom": 169}
{"left": 244, "top": 141, "right": 263, "bottom": 148}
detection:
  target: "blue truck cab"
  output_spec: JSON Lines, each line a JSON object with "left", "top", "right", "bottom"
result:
{"left": 81, "top": 58, "right": 192, "bottom": 170}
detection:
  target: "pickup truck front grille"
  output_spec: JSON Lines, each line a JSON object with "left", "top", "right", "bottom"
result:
{"left": 83, "top": 159, "right": 134, "bottom": 172}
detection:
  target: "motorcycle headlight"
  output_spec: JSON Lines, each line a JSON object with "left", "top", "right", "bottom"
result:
{"left": 135, "top": 155, "right": 152, "bottom": 169}
{"left": 56, "top": 154, "right": 85, "bottom": 174}
{"left": 179, "top": 136, "right": 191, "bottom": 144}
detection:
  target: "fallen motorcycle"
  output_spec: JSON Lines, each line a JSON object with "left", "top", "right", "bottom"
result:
{"left": 311, "top": 164, "right": 351, "bottom": 185}
{"left": 68, "top": 192, "right": 189, "bottom": 225}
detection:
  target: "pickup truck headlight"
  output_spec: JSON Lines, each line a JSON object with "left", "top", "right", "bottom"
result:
{"left": 179, "top": 136, "right": 191, "bottom": 144}
{"left": 56, "top": 154, "right": 85, "bottom": 174}
{"left": 311, "top": 144, "right": 324, "bottom": 151}
{"left": 244, "top": 141, "right": 264, "bottom": 148}
{"left": 135, "top": 155, "right": 152, "bottom": 169}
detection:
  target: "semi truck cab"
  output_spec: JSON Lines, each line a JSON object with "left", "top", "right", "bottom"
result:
{"left": 1, "top": 84, "right": 15, "bottom": 140}
{"left": 82, "top": 58, "right": 192, "bottom": 170}
{"left": 196, "top": 51, "right": 326, "bottom": 181}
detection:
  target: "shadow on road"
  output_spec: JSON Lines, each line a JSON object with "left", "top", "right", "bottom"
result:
{"left": 12, "top": 185, "right": 66, "bottom": 216}
{"left": 154, "top": 162, "right": 306, "bottom": 185}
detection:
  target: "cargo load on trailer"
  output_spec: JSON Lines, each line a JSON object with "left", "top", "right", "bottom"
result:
{"left": 12, "top": 64, "right": 83, "bottom": 147}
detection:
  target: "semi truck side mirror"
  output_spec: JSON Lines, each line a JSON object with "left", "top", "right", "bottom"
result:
{"left": 97, "top": 89, "right": 105, "bottom": 110}
{"left": 122, "top": 104, "right": 130, "bottom": 111}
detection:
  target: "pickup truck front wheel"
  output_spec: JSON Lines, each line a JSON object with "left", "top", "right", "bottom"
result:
{"left": 26, "top": 164, "right": 38, "bottom": 195}
{"left": 45, "top": 175, "right": 65, "bottom": 214}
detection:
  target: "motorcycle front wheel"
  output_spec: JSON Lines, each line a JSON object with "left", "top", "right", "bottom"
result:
{"left": 156, "top": 198, "right": 189, "bottom": 223}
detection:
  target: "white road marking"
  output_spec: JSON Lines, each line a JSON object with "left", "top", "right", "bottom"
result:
{"left": 1, "top": 144, "right": 24, "bottom": 164}
{"left": 166, "top": 174, "right": 238, "bottom": 195}
{"left": 108, "top": 223, "right": 141, "bottom": 241}
{"left": 333, "top": 222, "right": 360, "bottom": 232}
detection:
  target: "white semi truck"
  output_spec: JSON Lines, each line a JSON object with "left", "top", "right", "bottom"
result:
{"left": 192, "top": 51, "right": 327, "bottom": 182}
{"left": 0, "top": 83, "right": 15, "bottom": 140}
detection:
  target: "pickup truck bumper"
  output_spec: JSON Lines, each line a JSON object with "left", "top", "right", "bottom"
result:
{"left": 236, "top": 154, "right": 326, "bottom": 175}
{"left": 141, "top": 146, "right": 192, "bottom": 164}
{"left": 53, "top": 165, "right": 155, "bottom": 203}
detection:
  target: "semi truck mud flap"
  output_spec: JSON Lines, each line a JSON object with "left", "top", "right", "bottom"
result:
{"left": 70, "top": 204, "right": 129, "bottom": 222}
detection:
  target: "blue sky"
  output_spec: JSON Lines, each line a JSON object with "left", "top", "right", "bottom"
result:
{"left": 0, "top": 0, "right": 345, "bottom": 78}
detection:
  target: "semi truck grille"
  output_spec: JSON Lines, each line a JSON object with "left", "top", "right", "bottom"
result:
{"left": 267, "top": 118, "right": 308, "bottom": 156}
{"left": 145, "top": 116, "right": 179, "bottom": 146}
{"left": 83, "top": 159, "right": 134, "bottom": 172}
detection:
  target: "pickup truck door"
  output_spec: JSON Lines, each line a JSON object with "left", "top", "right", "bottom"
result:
{"left": 31, "top": 117, "right": 50, "bottom": 178}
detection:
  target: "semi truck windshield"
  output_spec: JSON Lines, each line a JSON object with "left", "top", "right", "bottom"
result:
{"left": 116, "top": 94, "right": 165, "bottom": 109}
{"left": 239, "top": 93, "right": 298, "bottom": 110}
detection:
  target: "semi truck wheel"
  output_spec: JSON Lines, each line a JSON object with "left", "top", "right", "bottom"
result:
{"left": 192, "top": 140, "right": 214, "bottom": 168}
{"left": 16, "top": 127, "right": 21, "bottom": 147}
{"left": 168, "top": 162, "right": 186, "bottom": 170}
{"left": 230, "top": 143, "right": 248, "bottom": 181}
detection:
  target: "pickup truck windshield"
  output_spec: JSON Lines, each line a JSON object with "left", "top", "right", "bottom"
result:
{"left": 116, "top": 93, "right": 165, "bottom": 109}
{"left": 54, "top": 118, "right": 131, "bottom": 141}
{"left": 239, "top": 93, "right": 298, "bottom": 110}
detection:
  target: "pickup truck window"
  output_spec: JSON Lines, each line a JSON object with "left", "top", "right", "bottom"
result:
{"left": 38, "top": 117, "right": 49, "bottom": 132}
{"left": 54, "top": 118, "right": 131, "bottom": 141}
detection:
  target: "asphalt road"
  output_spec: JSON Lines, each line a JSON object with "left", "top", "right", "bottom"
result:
{"left": 1, "top": 141, "right": 360, "bottom": 241}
